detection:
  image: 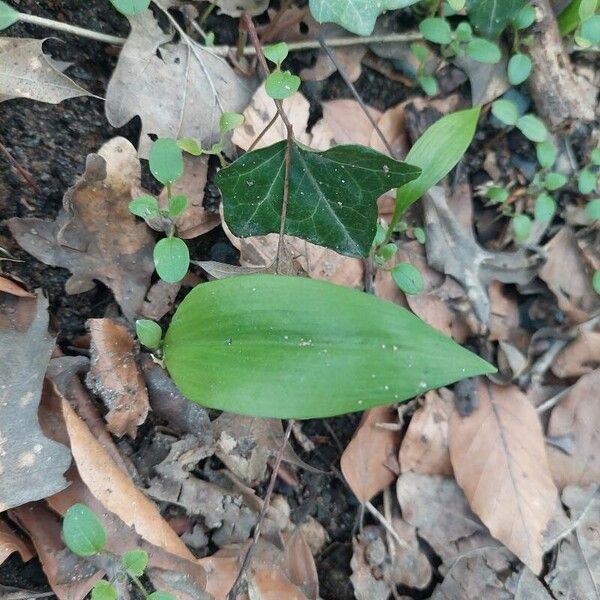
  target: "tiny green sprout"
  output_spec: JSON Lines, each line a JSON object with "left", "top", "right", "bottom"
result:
{"left": 591, "top": 148, "right": 600, "bottom": 166}
{"left": 413, "top": 226, "right": 426, "bottom": 244}
{"left": 266, "top": 70, "right": 301, "bottom": 100}
{"left": 178, "top": 138, "right": 204, "bottom": 156}
{"left": 168, "top": 195, "right": 188, "bottom": 218}
{"left": 0, "top": 0, "right": 19, "bottom": 31}
{"left": 544, "top": 172, "right": 567, "bottom": 191}
{"left": 486, "top": 186, "right": 510, "bottom": 204}
{"left": 63, "top": 504, "right": 106, "bottom": 557}
{"left": 585, "top": 198, "right": 600, "bottom": 220}
{"left": 91, "top": 580, "right": 117, "bottom": 600}
{"left": 122, "top": 549, "right": 149, "bottom": 578}
{"left": 536, "top": 141, "right": 557, "bottom": 169}
{"left": 150, "top": 138, "right": 184, "bottom": 185}
{"left": 447, "top": 0, "right": 466, "bottom": 10}
{"left": 377, "top": 243, "right": 398, "bottom": 264}
{"left": 512, "top": 214, "right": 532, "bottom": 242}
{"left": 136, "top": 319, "right": 163, "bottom": 351}
{"left": 466, "top": 38, "right": 502, "bottom": 63}
{"left": 455, "top": 21, "right": 473, "bottom": 43}
{"left": 420, "top": 17, "right": 453, "bottom": 44}
{"left": 418, "top": 74, "right": 439, "bottom": 97}
{"left": 372, "top": 223, "right": 386, "bottom": 247}
{"left": 492, "top": 99, "right": 519, "bottom": 126}
{"left": 109, "top": 0, "right": 150, "bottom": 16}
{"left": 263, "top": 42, "right": 289, "bottom": 66}
{"left": 391, "top": 262, "right": 424, "bottom": 295}
{"left": 508, "top": 53, "right": 533, "bottom": 85}
{"left": 593, "top": 270, "right": 600, "bottom": 295}
{"left": 129, "top": 195, "right": 160, "bottom": 220}
{"left": 219, "top": 112, "right": 245, "bottom": 135}
{"left": 578, "top": 169, "right": 598, "bottom": 195}
{"left": 516, "top": 114, "right": 548, "bottom": 143}
{"left": 514, "top": 3, "right": 536, "bottom": 29}
{"left": 154, "top": 237, "right": 190, "bottom": 283}
{"left": 534, "top": 193, "right": 556, "bottom": 222}
{"left": 411, "top": 42, "right": 429, "bottom": 63}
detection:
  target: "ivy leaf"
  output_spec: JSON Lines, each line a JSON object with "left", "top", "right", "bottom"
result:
{"left": 309, "top": 0, "right": 420, "bottom": 36}
{"left": 215, "top": 142, "right": 421, "bottom": 258}
{"left": 0, "top": 1, "right": 19, "bottom": 31}
{"left": 164, "top": 275, "right": 496, "bottom": 419}
{"left": 467, "top": 0, "right": 527, "bottom": 37}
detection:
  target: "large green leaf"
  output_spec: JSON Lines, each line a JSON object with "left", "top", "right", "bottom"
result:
{"left": 309, "top": 0, "right": 420, "bottom": 35}
{"left": 164, "top": 275, "right": 496, "bottom": 419}
{"left": 467, "top": 0, "right": 527, "bottom": 36}
{"left": 215, "top": 142, "right": 421, "bottom": 258}
{"left": 395, "top": 107, "right": 480, "bottom": 216}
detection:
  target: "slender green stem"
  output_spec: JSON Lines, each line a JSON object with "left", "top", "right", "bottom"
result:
{"left": 129, "top": 574, "right": 150, "bottom": 599}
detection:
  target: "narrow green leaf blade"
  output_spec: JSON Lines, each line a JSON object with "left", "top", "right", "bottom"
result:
{"left": 0, "top": 1, "right": 19, "bottom": 30}
{"left": 216, "top": 142, "right": 421, "bottom": 257}
{"left": 164, "top": 275, "right": 496, "bottom": 419}
{"left": 62, "top": 504, "right": 106, "bottom": 557}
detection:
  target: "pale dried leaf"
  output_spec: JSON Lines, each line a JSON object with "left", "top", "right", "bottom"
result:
{"left": 341, "top": 406, "right": 401, "bottom": 503}
{"left": 141, "top": 280, "right": 181, "bottom": 321}
{"left": 388, "top": 518, "right": 432, "bottom": 589}
{"left": 350, "top": 532, "right": 392, "bottom": 600}
{"left": 454, "top": 55, "right": 510, "bottom": 106}
{"left": 319, "top": 99, "right": 382, "bottom": 146}
{"left": 0, "top": 518, "right": 33, "bottom": 565}
{"left": 249, "top": 568, "right": 310, "bottom": 600}
{"left": 488, "top": 281, "right": 520, "bottom": 343}
{"left": 552, "top": 330, "right": 600, "bottom": 378}
{"left": 448, "top": 381, "right": 559, "bottom": 573}
{"left": 214, "top": 0, "right": 269, "bottom": 16}
{"left": 508, "top": 567, "right": 553, "bottom": 599}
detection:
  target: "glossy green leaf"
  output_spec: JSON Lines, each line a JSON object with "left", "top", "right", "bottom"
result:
{"left": 129, "top": 195, "right": 159, "bottom": 220}
{"left": 91, "top": 581, "right": 117, "bottom": 600}
{"left": 136, "top": 319, "right": 162, "bottom": 350}
{"left": 466, "top": 38, "right": 502, "bottom": 63}
{"left": 492, "top": 99, "right": 519, "bottom": 125}
{"left": 516, "top": 114, "right": 548, "bottom": 142}
{"left": 508, "top": 53, "right": 532, "bottom": 85}
{"left": 122, "top": 550, "right": 149, "bottom": 577}
{"left": 154, "top": 237, "right": 190, "bottom": 283}
{"left": 578, "top": 168, "right": 597, "bottom": 194}
{"left": 164, "top": 275, "right": 495, "bottom": 419}
{"left": 216, "top": 142, "right": 421, "bottom": 258}
{"left": 534, "top": 193, "right": 556, "bottom": 222}
{"left": 544, "top": 172, "right": 567, "bottom": 191}
{"left": 536, "top": 141, "right": 557, "bottom": 169}
{"left": 467, "top": 0, "right": 527, "bottom": 36}
{"left": 219, "top": 112, "right": 245, "bottom": 135}
{"left": 0, "top": 1, "right": 19, "bottom": 30}
{"left": 169, "top": 195, "right": 188, "bottom": 218}
{"left": 420, "top": 17, "right": 453, "bottom": 44}
{"left": 265, "top": 70, "right": 301, "bottom": 100}
{"left": 149, "top": 138, "right": 184, "bottom": 185}
{"left": 585, "top": 198, "right": 600, "bottom": 220}
{"left": 580, "top": 14, "right": 600, "bottom": 44}
{"left": 512, "top": 214, "right": 532, "bottom": 242}
{"left": 395, "top": 107, "right": 480, "bottom": 216}
{"left": 62, "top": 504, "right": 106, "bottom": 557}
{"left": 514, "top": 3, "right": 536, "bottom": 29}
{"left": 594, "top": 270, "right": 600, "bottom": 295}
{"left": 309, "top": 0, "right": 420, "bottom": 35}
{"left": 392, "top": 262, "right": 424, "bottom": 295}
{"left": 109, "top": 0, "right": 151, "bottom": 16}
{"left": 263, "top": 42, "right": 289, "bottom": 66}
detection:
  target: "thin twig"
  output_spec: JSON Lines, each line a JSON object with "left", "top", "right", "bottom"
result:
{"left": 0, "top": 139, "right": 39, "bottom": 192}
{"left": 365, "top": 501, "right": 413, "bottom": 553}
{"left": 247, "top": 112, "right": 279, "bottom": 152}
{"left": 226, "top": 419, "right": 295, "bottom": 599}
{"left": 536, "top": 385, "right": 572, "bottom": 414}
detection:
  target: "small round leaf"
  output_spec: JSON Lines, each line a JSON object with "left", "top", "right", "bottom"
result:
{"left": 579, "top": 0, "right": 598, "bottom": 21}
{"left": 149, "top": 138, "right": 184, "bottom": 185}
{"left": 391, "top": 262, "right": 424, "bottom": 295}
{"left": 263, "top": 42, "right": 289, "bottom": 65}
{"left": 265, "top": 70, "right": 301, "bottom": 100}
{"left": 418, "top": 74, "right": 439, "bottom": 96}
{"left": 109, "top": 0, "right": 150, "bottom": 16}
{"left": 466, "top": 38, "right": 501, "bottom": 63}
{"left": 0, "top": 1, "right": 19, "bottom": 30}
{"left": 508, "top": 53, "right": 532, "bottom": 85}
{"left": 536, "top": 141, "right": 557, "bottom": 169}
{"left": 419, "top": 17, "right": 453, "bottom": 44}
{"left": 585, "top": 198, "right": 600, "bottom": 220}
{"left": 154, "top": 237, "right": 190, "bottom": 283}
{"left": 91, "top": 581, "right": 117, "bottom": 600}
{"left": 414, "top": 227, "right": 426, "bottom": 244}
{"left": 378, "top": 243, "right": 398, "bottom": 262}
{"left": 593, "top": 270, "right": 600, "bottom": 295}
{"left": 514, "top": 4, "right": 536, "bottom": 29}
{"left": 544, "top": 172, "right": 567, "bottom": 191}
{"left": 411, "top": 42, "right": 429, "bottom": 62}
{"left": 492, "top": 99, "right": 519, "bottom": 126}
{"left": 136, "top": 319, "right": 162, "bottom": 350}
{"left": 178, "top": 138, "right": 203, "bottom": 156}
{"left": 447, "top": 0, "right": 466, "bottom": 10}
{"left": 516, "top": 114, "right": 548, "bottom": 142}
{"left": 580, "top": 15, "right": 600, "bottom": 45}
{"left": 219, "top": 112, "right": 245, "bottom": 135}
{"left": 169, "top": 194, "right": 188, "bottom": 218}
{"left": 486, "top": 186, "right": 509, "bottom": 203}
{"left": 534, "top": 193, "right": 556, "bottom": 222}
{"left": 512, "top": 214, "right": 532, "bottom": 242}
{"left": 129, "top": 195, "right": 159, "bottom": 219}
{"left": 122, "top": 550, "right": 149, "bottom": 577}
{"left": 455, "top": 21, "right": 473, "bottom": 42}
{"left": 63, "top": 504, "right": 106, "bottom": 557}
{"left": 578, "top": 168, "right": 597, "bottom": 194}
{"left": 590, "top": 147, "right": 600, "bottom": 166}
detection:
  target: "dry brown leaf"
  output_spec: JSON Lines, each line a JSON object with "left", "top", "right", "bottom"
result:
{"left": 8, "top": 137, "right": 155, "bottom": 321}
{"left": 399, "top": 388, "right": 453, "bottom": 476}
{"left": 319, "top": 100, "right": 382, "bottom": 146}
{"left": 106, "top": 11, "right": 254, "bottom": 158}
{"left": 0, "top": 518, "right": 33, "bottom": 565}
{"left": 539, "top": 227, "right": 600, "bottom": 324}
{"left": 284, "top": 529, "right": 319, "bottom": 600}
{"left": 448, "top": 381, "right": 559, "bottom": 573}
{"left": 86, "top": 318, "right": 150, "bottom": 438}
{"left": 0, "top": 291, "right": 70, "bottom": 512}
{"left": 0, "top": 38, "right": 89, "bottom": 104}
{"left": 0, "top": 275, "right": 34, "bottom": 298}
{"left": 250, "top": 568, "right": 310, "bottom": 600}
{"left": 547, "top": 370, "right": 600, "bottom": 489}
{"left": 370, "top": 101, "right": 410, "bottom": 158}
{"left": 350, "top": 531, "right": 391, "bottom": 600}
{"left": 341, "top": 406, "right": 401, "bottom": 504}
{"left": 488, "top": 281, "right": 520, "bottom": 343}
{"left": 141, "top": 279, "right": 181, "bottom": 321}
{"left": 551, "top": 330, "right": 600, "bottom": 378}
{"left": 454, "top": 54, "right": 510, "bottom": 106}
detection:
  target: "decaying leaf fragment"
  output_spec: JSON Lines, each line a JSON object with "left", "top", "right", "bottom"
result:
{"left": 0, "top": 518, "right": 33, "bottom": 565}
{"left": 214, "top": 0, "right": 269, "bottom": 16}
{"left": 0, "top": 38, "right": 89, "bottom": 104}
{"left": 8, "top": 137, "right": 155, "bottom": 321}
{"left": 0, "top": 291, "right": 71, "bottom": 511}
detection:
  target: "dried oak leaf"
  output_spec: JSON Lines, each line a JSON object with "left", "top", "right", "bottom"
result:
{"left": 8, "top": 137, "right": 155, "bottom": 321}
{"left": 86, "top": 318, "right": 150, "bottom": 438}
{"left": 448, "top": 381, "right": 559, "bottom": 573}
{"left": 0, "top": 518, "right": 33, "bottom": 565}
{"left": 547, "top": 369, "right": 600, "bottom": 489}
{"left": 340, "top": 406, "right": 401, "bottom": 503}
{"left": 0, "top": 291, "right": 70, "bottom": 511}
{"left": 0, "top": 38, "right": 89, "bottom": 104}
{"left": 105, "top": 10, "right": 255, "bottom": 158}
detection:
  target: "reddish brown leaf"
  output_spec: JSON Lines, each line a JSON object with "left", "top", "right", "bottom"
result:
{"left": 284, "top": 529, "right": 319, "bottom": 600}
{"left": 0, "top": 276, "right": 34, "bottom": 298}
{"left": 0, "top": 518, "right": 33, "bottom": 565}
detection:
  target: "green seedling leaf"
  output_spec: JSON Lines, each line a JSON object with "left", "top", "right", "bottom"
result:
{"left": 448, "top": 0, "right": 466, "bottom": 10}
{"left": 512, "top": 214, "right": 532, "bottom": 242}
{"left": 178, "top": 138, "right": 204, "bottom": 156}
{"left": 580, "top": 14, "right": 600, "bottom": 44}
{"left": 579, "top": 0, "right": 598, "bottom": 19}
{"left": 91, "top": 581, "right": 117, "bottom": 600}
{"left": 219, "top": 112, "right": 245, "bottom": 135}
{"left": 591, "top": 147, "right": 600, "bottom": 166}
{"left": 265, "top": 70, "right": 301, "bottom": 100}
{"left": 378, "top": 243, "right": 398, "bottom": 262}
{"left": 508, "top": 53, "right": 532, "bottom": 85}
{"left": 536, "top": 141, "right": 557, "bottom": 169}
{"left": 467, "top": 0, "right": 527, "bottom": 36}
{"left": 122, "top": 550, "right": 149, "bottom": 577}
{"left": 414, "top": 226, "right": 426, "bottom": 244}
{"left": 0, "top": 1, "right": 19, "bottom": 30}
{"left": 149, "top": 138, "right": 184, "bottom": 185}
{"left": 395, "top": 107, "right": 480, "bottom": 216}
{"left": 559, "top": 0, "right": 586, "bottom": 34}
{"left": 392, "top": 262, "right": 424, "bottom": 295}
{"left": 263, "top": 42, "right": 289, "bottom": 66}
{"left": 168, "top": 195, "right": 188, "bottom": 218}
{"left": 164, "top": 275, "right": 496, "bottom": 419}
{"left": 514, "top": 3, "right": 536, "bottom": 29}
{"left": 544, "top": 172, "right": 567, "bottom": 191}
{"left": 486, "top": 186, "right": 509, "bottom": 203}
{"left": 585, "top": 198, "right": 600, "bottom": 220}
{"left": 492, "top": 99, "right": 519, "bottom": 126}
{"left": 136, "top": 319, "right": 162, "bottom": 350}
{"left": 110, "top": 0, "right": 151, "bottom": 16}
{"left": 418, "top": 74, "right": 439, "bottom": 97}
{"left": 411, "top": 42, "right": 429, "bottom": 62}
{"left": 148, "top": 593, "right": 177, "bottom": 600}
{"left": 309, "top": 0, "right": 420, "bottom": 35}
{"left": 63, "top": 504, "right": 106, "bottom": 557}
{"left": 455, "top": 21, "right": 473, "bottom": 42}
{"left": 154, "top": 237, "right": 190, "bottom": 283}
{"left": 373, "top": 223, "right": 386, "bottom": 246}
{"left": 420, "top": 17, "right": 453, "bottom": 44}
{"left": 516, "top": 114, "right": 548, "bottom": 142}
{"left": 216, "top": 142, "right": 421, "bottom": 258}
{"left": 466, "top": 38, "right": 502, "bottom": 63}
{"left": 594, "top": 270, "right": 600, "bottom": 295}
{"left": 579, "top": 168, "right": 598, "bottom": 194}
{"left": 129, "top": 195, "right": 160, "bottom": 220}
{"left": 534, "top": 193, "right": 556, "bottom": 222}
